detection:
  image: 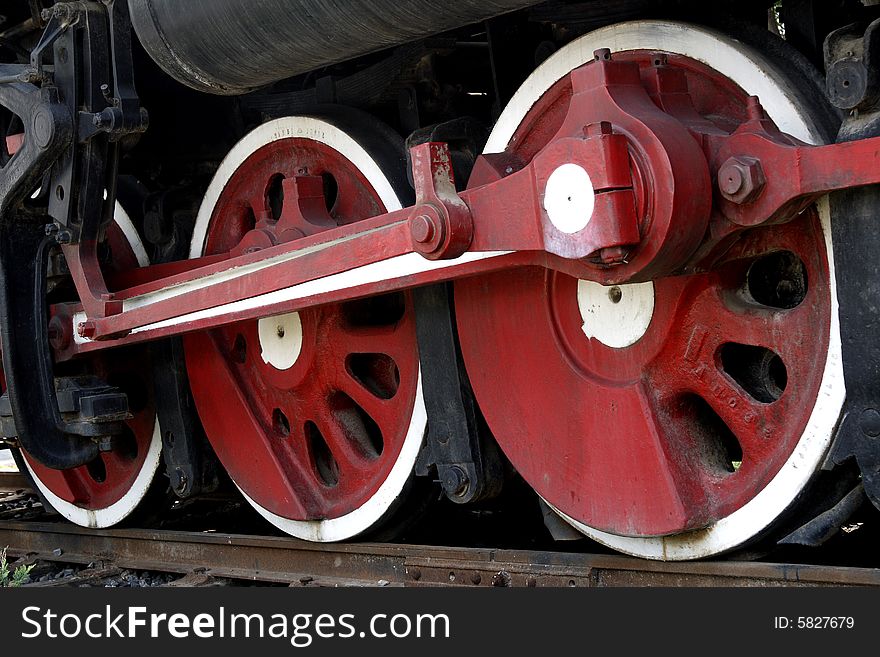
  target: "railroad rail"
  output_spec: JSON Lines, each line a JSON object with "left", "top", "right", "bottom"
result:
{"left": 1, "top": 518, "right": 879, "bottom": 588}
{"left": 4, "top": 472, "right": 880, "bottom": 587}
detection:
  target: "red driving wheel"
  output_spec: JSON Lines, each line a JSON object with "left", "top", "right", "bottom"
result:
{"left": 455, "top": 21, "right": 844, "bottom": 559}
{"left": 184, "top": 114, "right": 427, "bottom": 542}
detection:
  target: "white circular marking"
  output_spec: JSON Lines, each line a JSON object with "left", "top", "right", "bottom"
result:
{"left": 577, "top": 280, "right": 654, "bottom": 348}
{"left": 543, "top": 163, "right": 595, "bottom": 234}
{"left": 191, "top": 116, "right": 428, "bottom": 541}
{"left": 24, "top": 206, "right": 163, "bottom": 529}
{"left": 486, "top": 21, "right": 845, "bottom": 560}
{"left": 257, "top": 312, "right": 303, "bottom": 370}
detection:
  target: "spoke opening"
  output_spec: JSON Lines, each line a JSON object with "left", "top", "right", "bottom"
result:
{"left": 113, "top": 425, "right": 139, "bottom": 462}
{"left": 231, "top": 333, "right": 247, "bottom": 364}
{"left": 272, "top": 408, "right": 291, "bottom": 438}
{"left": 305, "top": 420, "right": 339, "bottom": 487}
{"left": 86, "top": 456, "right": 107, "bottom": 484}
{"left": 267, "top": 173, "right": 285, "bottom": 221}
{"left": 346, "top": 353, "right": 400, "bottom": 400}
{"left": 322, "top": 172, "right": 339, "bottom": 214}
{"left": 720, "top": 343, "right": 787, "bottom": 403}
{"left": 746, "top": 251, "right": 808, "bottom": 309}
{"left": 675, "top": 394, "right": 743, "bottom": 475}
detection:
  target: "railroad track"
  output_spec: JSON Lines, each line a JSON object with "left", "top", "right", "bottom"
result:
{"left": 3, "top": 472, "right": 880, "bottom": 587}
{"left": 1, "top": 517, "right": 879, "bottom": 588}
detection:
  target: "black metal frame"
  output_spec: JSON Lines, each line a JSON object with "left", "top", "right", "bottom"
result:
{"left": 0, "top": 1, "right": 146, "bottom": 469}
{"left": 413, "top": 284, "right": 504, "bottom": 504}
{"left": 823, "top": 24, "right": 880, "bottom": 511}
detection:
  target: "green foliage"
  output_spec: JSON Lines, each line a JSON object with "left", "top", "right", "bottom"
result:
{"left": 0, "top": 546, "right": 33, "bottom": 587}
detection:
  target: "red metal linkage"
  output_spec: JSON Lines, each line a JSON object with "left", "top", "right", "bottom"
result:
{"left": 52, "top": 51, "right": 880, "bottom": 358}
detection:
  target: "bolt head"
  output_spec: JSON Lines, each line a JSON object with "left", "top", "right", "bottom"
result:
{"left": 441, "top": 465, "right": 469, "bottom": 497}
{"left": 47, "top": 316, "right": 70, "bottom": 350}
{"left": 720, "top": 167, "right": 745, "bottom": 196}
{"left": 718, "top": 157, "right": 765, "bottom": 204}
{"left": 859, "top": 408, "right": 880, "bottom": 438}
{"left": 410, "top": 214, "right": 437, "bottom": 244}
{"left": 77, "top": 321, "right": 97, "bottom": 339}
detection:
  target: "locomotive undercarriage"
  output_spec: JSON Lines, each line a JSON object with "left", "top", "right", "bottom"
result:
{"left": 2, "top": 0, "right": 880, "bottom": 560}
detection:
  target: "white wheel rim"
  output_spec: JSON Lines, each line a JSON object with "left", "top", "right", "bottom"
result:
{"left": 24, "top": 204, "right": 164, "bottom": 529}
{"left": 487, "top": 20, "right": 845, "bottom": 560}
{"left": 191, "top": 116, "right": 428, "bottom": 542}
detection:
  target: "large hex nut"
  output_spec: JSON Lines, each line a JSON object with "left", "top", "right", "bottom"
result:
{"left": 718, "top": 156, "right": 766, "bottom": 205}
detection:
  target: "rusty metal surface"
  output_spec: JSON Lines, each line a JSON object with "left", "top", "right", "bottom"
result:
{"left": 1, "top": 520, "right": 878, "bottom": 587}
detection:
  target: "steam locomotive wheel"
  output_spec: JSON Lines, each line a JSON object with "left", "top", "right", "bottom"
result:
{"left": 455, "top": 21, "right": 844, "bottom": 559}
{"left": 184, "top": 116, "right": 427, "bottom": 542}
{"left": 19, "top": 207, "right": 163, "bottom": 528}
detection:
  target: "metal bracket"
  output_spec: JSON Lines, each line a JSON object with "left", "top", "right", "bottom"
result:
{"left": 413, "top": 283, "right": 503, "bottom": 504}
{"left": 825, "top": 17, "right": 880, "bottom": 112}
{"left": 0, "top": 0, "right": 145, "bottom": 470}
{"left": 823, "top": 27, "right": 880, "bottom": 510}
{"left": 1, "top": 376, "right": 129, "bottom": 441}
{"left": 151, "top": 337, "right": 219, "bottom": 499}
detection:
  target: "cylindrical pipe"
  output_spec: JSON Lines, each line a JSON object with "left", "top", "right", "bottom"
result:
{"left": 129, "top": 0, "right": 541, "bottom": 95}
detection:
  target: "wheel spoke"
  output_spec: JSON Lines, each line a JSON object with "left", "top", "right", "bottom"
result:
{"left": 692, "top": 286, "right": 792, "bottom": 357}
{"left": 191, "top": 332, "right": 325, "bottom": 516}
{"left": 609, "top": 383, "right": 716, "bottom": 531}
{"left": 50, "top": 469, "right": 88, "bottom": 503}
{"left": 336, "top": 369, "right": 396, "bottom": 425}
{"left": 100, "top": 449, "right": 131, "bottom": 479}
{"left": 327, "top": 324, "right": 410, "bottom": 364}
{"left": 247, "top": 192, "right": 267, "bottom": 220}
